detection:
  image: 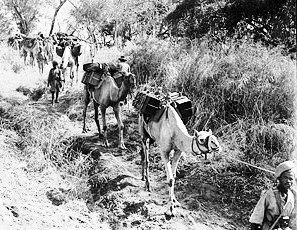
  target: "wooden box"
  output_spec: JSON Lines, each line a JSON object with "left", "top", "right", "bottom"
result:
{"left": 140, "top": 94, "right": 161, "bottom": 117}
{"left": 171, "top": 96, "right": 193, "bottom": 124}
{"left": 83, "top": 63, "right": 103, "bottom": 72}
{"left": 133, "top": 91, "right": 162, "bottom": 116}
{"left": 81, "top": 72, "right": 101, "bottom": 86}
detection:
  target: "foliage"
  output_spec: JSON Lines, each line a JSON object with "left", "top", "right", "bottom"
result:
{"left": 129, "top": 36, "right": 296, "bottom": 165}
{"left": 165, "top": 0, "right": 296, "bottom": 49}
{"left": 0, "top": 2, "right": 17, "bottom": 39}
{"left": 70, "top": 0, "right": 173, "bottom": 47}
{"left": 3, "top": 0, "right": 42, "bottom": 35}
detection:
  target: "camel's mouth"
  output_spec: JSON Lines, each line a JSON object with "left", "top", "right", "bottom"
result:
{"left": 210, "top": 146, "right": 222, "bottom": 153}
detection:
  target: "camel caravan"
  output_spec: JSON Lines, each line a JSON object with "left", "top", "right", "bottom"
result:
{"left": 7, "top": 32, "right": 81, "bottom": 77}
{"left": 7, "top": 32, "right": 57, "bottom": 74}
{"left": 8, "top": 31, "right": 222, "bottom": 219}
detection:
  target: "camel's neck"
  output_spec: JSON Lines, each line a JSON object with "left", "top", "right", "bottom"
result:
{"left": 167, "top": 107, "right": 198, "bottom": 154}
{"left": 174, "top": 128, "right": 196, "bottom": 154}
{"left": 117, "top": 80, "right": 130, "bottom": 102}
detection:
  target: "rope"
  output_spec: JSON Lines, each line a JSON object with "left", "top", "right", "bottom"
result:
{"left": 227, "top": 156, "right": 274, "bottom": 174}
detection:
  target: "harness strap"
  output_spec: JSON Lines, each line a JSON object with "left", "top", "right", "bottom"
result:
{"left": 192, "top": 135, "right": 210, "bottom": 159}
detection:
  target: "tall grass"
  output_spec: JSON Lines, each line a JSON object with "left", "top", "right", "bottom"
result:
{"left": 129, "top": 37, "right": 297, "bottom": 223}
{"left": 130, "top": 37, "right": 296, "bottom": 165}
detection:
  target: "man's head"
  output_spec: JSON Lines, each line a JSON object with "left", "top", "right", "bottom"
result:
{"left": 52, "top": 60, "right": 59, "bottom": 68}
{"left": 119, "top": 55, "right": 127, "bottom": 62}
{"left": 276, "top": 161, "right": 296, "bottom": 191}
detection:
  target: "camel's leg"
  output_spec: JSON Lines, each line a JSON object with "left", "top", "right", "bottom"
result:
{"left": 75, "top": 58, "right": 79, "bottom": 83}
{"left": 100, "top": 106, "right": 109, "bottom": 147}
{"left": 94, "top": 102, "right": 102, "bottom": 137}
{"left": 61, "top": 70, "right": 66, "bottom": 91}
{"left": 140, "top": 146, "right": 145, "bottom": 181}
{"left": 113, "top": 105, "right": 126, "bottom": 149}
{"left": 82, "top": 88, "right": 91, "bottom": 133}
{"left": 69, "top": 65, "right": 74, "bottom": 86}
{"left": 161, "top": 150, "right": 177, "bottom": 217}
{"left": 170, "top": 149, "right": 182, "bottom": 207}
{"left": 144, "top": 137, "right": 151, "bottom": 191}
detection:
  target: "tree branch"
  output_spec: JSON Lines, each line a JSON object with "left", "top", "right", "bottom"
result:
{"left": 49, "top": 0, "right": 67, "bottom": 35}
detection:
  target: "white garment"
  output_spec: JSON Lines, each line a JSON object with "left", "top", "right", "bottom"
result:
{"left": 249, "top": 188, "right": 296, "bottom": 230}
{"left": 117, "top": 62, "right": 130, "bottom": 74}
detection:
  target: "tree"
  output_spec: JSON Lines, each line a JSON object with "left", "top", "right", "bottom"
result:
{"left": 0, "top": 2, "right": 16, "bottom": 39}
{"left": 71, "top": 0, "right": 172, "bottom": 47}
{"left": 4, "top": 0, "right": 41, "bottom": 35}
{"left": 48, "top": 0, "right": 67, "bottom": 35}
{"left": 165, "top": 0, "right": 296, "bottom": 48}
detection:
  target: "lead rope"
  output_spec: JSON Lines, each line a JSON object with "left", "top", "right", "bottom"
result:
{"left": 227, "top": 156, "right": 275, "bottom": 174}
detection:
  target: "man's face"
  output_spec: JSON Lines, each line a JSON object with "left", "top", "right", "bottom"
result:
{"left": 279, "top": 170, "right": 295, "bottom": 190}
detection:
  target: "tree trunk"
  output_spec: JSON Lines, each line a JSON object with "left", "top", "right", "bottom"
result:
{"left": 114, "top": 20, "right": 118, "bottom": 48}
{"left": 49, "top": 0, "right": 67, "bottom": 36}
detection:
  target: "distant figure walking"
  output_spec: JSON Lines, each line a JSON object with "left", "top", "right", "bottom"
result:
{"left": 36, "top": 46, "right": 46, "bottom": 75}
{"left": 47, "top": 61, "right": 62, "bottom": 105}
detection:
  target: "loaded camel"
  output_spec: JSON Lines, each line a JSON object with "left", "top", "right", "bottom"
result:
{"left": 60, "top": 43, "right": 79, "bottom": 87}
{"left": 21, "top": 37, "right": 43, "bottom": 66}
{"left": 139, "top": 103, "right": 222, "bottom": 218}
{"left": 82, "top": 64, "right": 136, "bottom": 149}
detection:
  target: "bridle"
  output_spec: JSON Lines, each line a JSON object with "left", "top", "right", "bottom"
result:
{"left": 191, "top": 134, "right": 211, "bottom": 160}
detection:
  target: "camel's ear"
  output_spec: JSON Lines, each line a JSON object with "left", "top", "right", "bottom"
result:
{"left": 208, "top": 129, "right": 212, "bottom": 135}
{"left": 194, "top": 130, "right": 199, "bottom": 137}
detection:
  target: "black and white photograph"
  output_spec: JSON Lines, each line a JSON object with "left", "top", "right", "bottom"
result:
{"left": 0, "top": 0, "right": 296, "bottom": 229}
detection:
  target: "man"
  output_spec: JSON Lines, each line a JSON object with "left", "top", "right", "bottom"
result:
{"left": 250, "top": 160, "right": 296, "bottom": 230}
{"left": 48, "top": 61, "right": 62, "bottom": 105}
{"left": 116, "top": 55, "right": 131, "bottom": 76}
{"left": 36, "top": 46, "right": 46, "bottom": 75}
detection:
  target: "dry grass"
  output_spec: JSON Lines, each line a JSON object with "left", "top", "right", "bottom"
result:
{"left": 128, "top": 36, "right": 297, "bottom": 225}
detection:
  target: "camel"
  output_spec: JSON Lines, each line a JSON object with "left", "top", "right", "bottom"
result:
{"left": 21, "top": 37, "right": 43, "bottom": 66}
{"left": 139, "top": 103, "right": 222, "bottom": 218}
{"left": 43, "top": 37, "right": 55, "bottom": 64}
{"left": 61, "top": 44, "right": 79, "bottom": 87}
{"left": 82, "top": 68, "right": 136, "bottom": 149}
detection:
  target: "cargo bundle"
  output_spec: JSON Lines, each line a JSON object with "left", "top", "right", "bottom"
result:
{"left": 133, "top": 91, "right": 193, "bottom": 124}
{"left": 81, "top": 63, "right": 106, "bottom": 86}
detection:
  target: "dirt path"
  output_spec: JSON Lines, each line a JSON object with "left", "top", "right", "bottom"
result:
{"left": 0, "top": 83, "right": 243, "bottom": 229}
{"left": 52, "top": 90, "right": 239, "bottom": 230}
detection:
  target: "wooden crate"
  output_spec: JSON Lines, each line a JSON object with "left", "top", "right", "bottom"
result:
{"left": 81, "top": 72, "right": 102, "bottom": 86}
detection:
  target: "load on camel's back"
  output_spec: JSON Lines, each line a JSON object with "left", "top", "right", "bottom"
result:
{"left": 81, "top": 62, "right": 136, "bottom": 149}
{"left": 55, "top": 34, "right": 82, "bottom": 59}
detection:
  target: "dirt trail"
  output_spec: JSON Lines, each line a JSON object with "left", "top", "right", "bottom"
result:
{"left": 0, "top": 82, "right": 243, "bottom": 229}
{"left": 49, "top": 89, "right": 239, "bottom": 230}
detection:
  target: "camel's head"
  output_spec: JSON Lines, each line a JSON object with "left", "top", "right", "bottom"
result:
{"left": 194, "top": 129, "right": 222, "bottom": 159}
